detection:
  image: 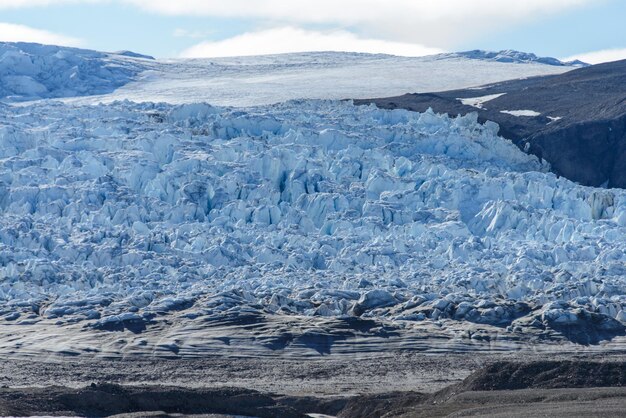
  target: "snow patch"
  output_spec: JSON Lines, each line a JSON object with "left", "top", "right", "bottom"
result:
{"left": 500, "top": 109, "right": 542, "bottom": 117}
{"left": 547, "top": 116, "right": 563, "bottom": 124}
{"left": 458, "top": 93, "right": 507, "bottom": 109}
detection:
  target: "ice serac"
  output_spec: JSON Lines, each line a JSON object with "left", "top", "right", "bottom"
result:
{"left": 0, "top": 42, "right": 145, "bottom": 100}
{"left": 0, "top": 99, "right": 624, "bottom": 342}
{"left": 356, "top": 59, "right": 626, "bottom": 188}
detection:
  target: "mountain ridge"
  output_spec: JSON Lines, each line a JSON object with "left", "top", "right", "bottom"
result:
{"left": 437, "top": 49, "right": 588, "bottom": 67}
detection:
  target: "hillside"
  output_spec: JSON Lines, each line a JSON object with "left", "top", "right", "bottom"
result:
{"left": 355, "top": 59, "right": 626, "bottom": 188}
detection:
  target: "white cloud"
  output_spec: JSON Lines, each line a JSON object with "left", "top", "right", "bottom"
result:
{"left": 0, "top": 0, "right": 602, "bottom": 55}
{"left": 128, "top": 0, "right": 594, "bottom": 46}
{"left": 0, "top": 0, "right": 57, "bottom": 7}
{"left": 0, "top": 0, "right": 99, "bottom": 8}
{"left": 561, "top": 48, "right": 626, "bottom": 64}
{"left": 0, "top": 22, "right": 82, "bottom": 46}
{"left": 179, "top": 27, "right": 444, "bottom": 58}
{"left": 173, "top": 28, "right": 215, "bottom": 39}
{"left": 126, "top": 0, "right": 590, "bottom": 22}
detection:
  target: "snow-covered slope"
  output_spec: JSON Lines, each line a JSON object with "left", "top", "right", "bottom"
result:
{"left": 0, "top": 42, "right": 146, "bottom": 100}
{"left": 0, "top": 100, "right": 624, "bottom": 338}
{"left": 85, "top": 51, "right": 579, "bottom": 107}
{"left": 438, "top": 49, "right": 588, "bottom": 67}
{"left": 0, "top": 43, "right": 580, "bottom": 105}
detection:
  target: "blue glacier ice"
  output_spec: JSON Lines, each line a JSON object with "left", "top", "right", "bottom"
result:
{"left": 0, "top": 99, "right": 624, "bottom": 333}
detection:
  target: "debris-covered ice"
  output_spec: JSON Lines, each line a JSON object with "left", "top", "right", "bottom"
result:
{"left": 0, "top": 99, "right": 624, "bottom": 336}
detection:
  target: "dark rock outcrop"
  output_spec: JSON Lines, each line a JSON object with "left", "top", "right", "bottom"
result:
{"left": 452, "top": 361, "right": 626, "bottom": 391}
{"left": 355, "top": 59, "right": 626, "bottom": 188}
{"left": 0, "top": 384, "right": 307, "bottom": 418}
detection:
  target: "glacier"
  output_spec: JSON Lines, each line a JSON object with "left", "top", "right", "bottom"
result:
{"left": 0, "top": 42, "right": 579, "bottom": 106}
{"left": 76, "top": 52, "right": 579, "bottom": 107}
{"left": 0, "top": 42, "right": 146, "bottom": 100}
{"left": 0, "top": 98, "right": 624, "bottom": 340}
{"left": 438, "top": 49, "right": 588, "bottom": 67}
{"left": 0, "top": 43, "right": 623, "bottom": 353}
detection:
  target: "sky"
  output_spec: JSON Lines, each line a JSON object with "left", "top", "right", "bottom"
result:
{"left": 0, "top": 0, "right": 624, "bottom": 63}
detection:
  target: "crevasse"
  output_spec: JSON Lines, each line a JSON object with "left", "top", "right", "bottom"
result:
{"left": 0, "top": 99, "right": 624, "bottom": 330}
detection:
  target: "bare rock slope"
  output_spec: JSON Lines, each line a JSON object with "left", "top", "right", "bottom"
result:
{"left": 356, "top": 59, "right": 626, "bottom": 188}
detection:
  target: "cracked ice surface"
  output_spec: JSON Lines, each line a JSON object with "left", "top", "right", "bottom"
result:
{"left": 0, "top": 43, "right": 144, "bottom": 100}
{"left": 0, "top": 99, "right": 625, "bottom": 333}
